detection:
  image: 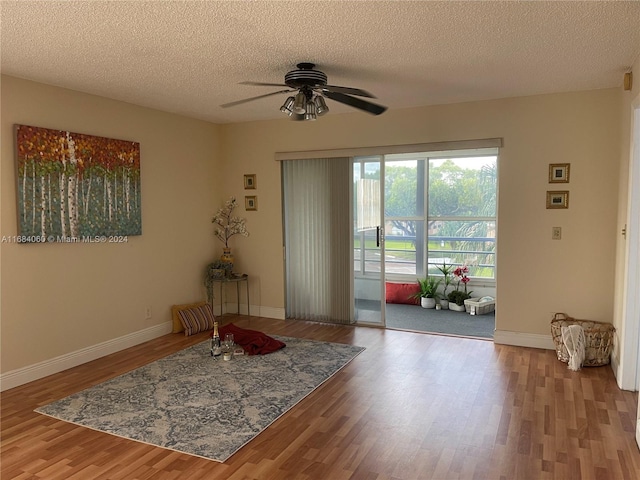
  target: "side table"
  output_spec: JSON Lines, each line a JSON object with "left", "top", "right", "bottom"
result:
{"left": 210, "top": 274, "right": 250, "bottom": 316}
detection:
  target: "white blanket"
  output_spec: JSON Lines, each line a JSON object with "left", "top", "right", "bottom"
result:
{"left": 562, "top": 324, "right": 585, "bottom": 371}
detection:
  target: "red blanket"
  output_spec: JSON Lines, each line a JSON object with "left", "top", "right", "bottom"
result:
{"left": 217, "top": 323, "right": 286, "bottom": 355}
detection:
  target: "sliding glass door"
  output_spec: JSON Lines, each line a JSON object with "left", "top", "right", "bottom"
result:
{"left": 282, "top": 144, "right": 498, "bottom": 329}
{"left": 352, "top": 157, "right": 385, "bottom": 326}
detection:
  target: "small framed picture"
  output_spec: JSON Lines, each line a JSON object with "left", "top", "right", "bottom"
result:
{"left": 244, "top": 174, "right": 256, "bottom": 189}
{"left": 546, "top": 191, "right": 569, "bottom": 209}
{"left": 549, "top": 163, "right": 570, "bottom": 183}
{"left": 245, "top": 195, "right": 257, "bottom": 211}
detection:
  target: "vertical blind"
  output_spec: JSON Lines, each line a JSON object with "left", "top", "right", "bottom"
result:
{"left": 282, "top": 158, "right": 352, "bottom": 324}
{"left": 356, "top": 178, "right": 380, "bottom": 231}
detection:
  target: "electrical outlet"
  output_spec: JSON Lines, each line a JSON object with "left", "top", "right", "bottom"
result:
{"left": 552, "top": 226, "right": 562, "bottom": 240}
{"left": 145, "top": 306, "right": 152, "bottom": 319}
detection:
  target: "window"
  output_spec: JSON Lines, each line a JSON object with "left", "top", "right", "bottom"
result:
{"left": 427, "top": 155, "right": 497, "bottom": 279}
{"left": 355, "top": 149, "right": 498, "bottom": 281}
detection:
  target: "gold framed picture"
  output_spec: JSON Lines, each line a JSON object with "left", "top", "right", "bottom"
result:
{"left": 546, "top": 191, "right": 569, "bottom": 209}
{"left": 245, "top": 195, "right": 257, "bottom": 211}
{"left": 244, "top": 174, "right": 256, "bottom": 189}
{"left": 549, "top": 163, "right": 570, "bottom": 183}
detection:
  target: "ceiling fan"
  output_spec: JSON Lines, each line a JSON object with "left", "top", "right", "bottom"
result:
{"left": 220, "top": 62, "right": 387, "bottom": 120}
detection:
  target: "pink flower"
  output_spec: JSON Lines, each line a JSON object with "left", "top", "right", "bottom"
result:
{"left": 453, "top": 266, "right": 469, "bottom": 278}
{"left": 453, "top": 265, "right": 472, "bottom": 295}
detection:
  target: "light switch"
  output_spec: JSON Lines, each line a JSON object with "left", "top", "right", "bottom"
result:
{"left": 552, "top": 227, "right": 562, "bottom": 240}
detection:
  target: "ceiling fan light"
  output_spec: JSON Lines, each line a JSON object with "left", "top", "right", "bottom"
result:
{"left": 315, "top": 95, "right": 329, "bottom": 116}
{"left": 293, "top": 91, "right": 307, "bottom": 114}
{"left": 305, "top": 102, "right": 317, "bottom": 121}
{"left": 280, "top": 96, "right": 295, "bottom": 114}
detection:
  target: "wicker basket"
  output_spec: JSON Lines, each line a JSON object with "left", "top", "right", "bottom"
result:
{"left": 550, "top": 313, "right": 615, "bottom": 367}
{"left": 464, "top": 297, "right": 495, "bottom": 315}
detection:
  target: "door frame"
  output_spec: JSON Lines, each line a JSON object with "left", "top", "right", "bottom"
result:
{"left": 352, "top": 156, "right": 386, "bottom": 327}
{"left": 621, "top": 106, "right": 640, "bottom": 387}
{"left": 625, "top": 105, "right": 640, "bottom": 448}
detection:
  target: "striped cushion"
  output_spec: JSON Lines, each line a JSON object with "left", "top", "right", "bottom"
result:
{"left": 171, "top": 301, "right": 208, "bottom": 333}
{"left": 177, "top": 303, "right": 215, "bottom": 336}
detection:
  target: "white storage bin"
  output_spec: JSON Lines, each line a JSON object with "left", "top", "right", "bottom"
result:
{"left": 464, "top": 297, "right": 495, "bottom": 315}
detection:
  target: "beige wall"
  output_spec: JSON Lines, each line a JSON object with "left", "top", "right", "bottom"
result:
{"left": 221, "top": 88, "right": 622, "bottom": 337}
{"left": 1, "top": 76, "right": 222, "bottom": 373}
{"left": 0, "top": 76, "right": 625, "bottom": 378}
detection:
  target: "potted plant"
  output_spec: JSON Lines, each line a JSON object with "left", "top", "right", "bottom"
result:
{"left": 447, "top": 266, "right": 473, "bottom": 312}
{"left": 204, "top": 260, "right": 233, "bottom": 304}
{"left": 411, "top": 277, "right": 442, "bottom": 309}
{"left": 212, "top": 196, "right": 249, "bottom": 266}
{"left": 436, "top": 261, "right": 454, "bottom": 310}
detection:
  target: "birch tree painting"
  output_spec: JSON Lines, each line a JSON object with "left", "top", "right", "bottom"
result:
{"left": 15, "top": 125, "right": 141, "bottom": 241}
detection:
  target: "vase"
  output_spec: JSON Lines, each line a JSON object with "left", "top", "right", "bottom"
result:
{"left": 440, "top": 299, "right": 449, "bottom": 310}
{"left": 449, "top": 302, "right": 466, "bottom": 312}
{"left": 220, "top": 248, "right": 234, "bottom": 272}
{"left": 421, "top": 297, "right": 436, "bottom": 309}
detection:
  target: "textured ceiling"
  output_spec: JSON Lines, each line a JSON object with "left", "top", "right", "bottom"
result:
{"left": 2, "top": 1, "right": 640, "bottom": 124}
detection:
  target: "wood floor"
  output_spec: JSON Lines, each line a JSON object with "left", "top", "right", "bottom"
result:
{"left": 2, "top": 316, "right": 639, "bottom": 479}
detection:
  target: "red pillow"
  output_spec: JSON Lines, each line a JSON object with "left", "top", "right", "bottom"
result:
{"left": 385, "top": 282, "right": 420, "bottom": 305}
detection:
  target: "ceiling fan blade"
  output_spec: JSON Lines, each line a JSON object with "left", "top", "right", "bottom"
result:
{"left": 321, "top": 84, "right": 376, "bottom": 98}
{"left": 323, "top": 91, "right": 387, "bottom": 116}
{"left": 220, "top": 89, "right": 294, "bottom": 108}
{"left": 240, "top": 81, "right": 289, "bottom": 87}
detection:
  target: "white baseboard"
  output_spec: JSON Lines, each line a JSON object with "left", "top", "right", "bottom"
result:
{"left": 221, "top": 303, "right": 285, "bottom": 320}
{"left": 611, "top": 351, "right": 623, "bottom": 389}
{"left": 611, "top": 350, "right": 638, "bottom": 391}
{"left": 493, "top": 329, "right": 555, "bottom": 350}
{"left": 255, "top": 306, "right": 285, "bottom": 320}
{"left": 0, "top": 322, "right": 172, "bottom": 392}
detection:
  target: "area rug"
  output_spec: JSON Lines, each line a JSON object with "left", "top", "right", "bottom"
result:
{"left": 35, "top": 336, "right": 365, "bottom": 462}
